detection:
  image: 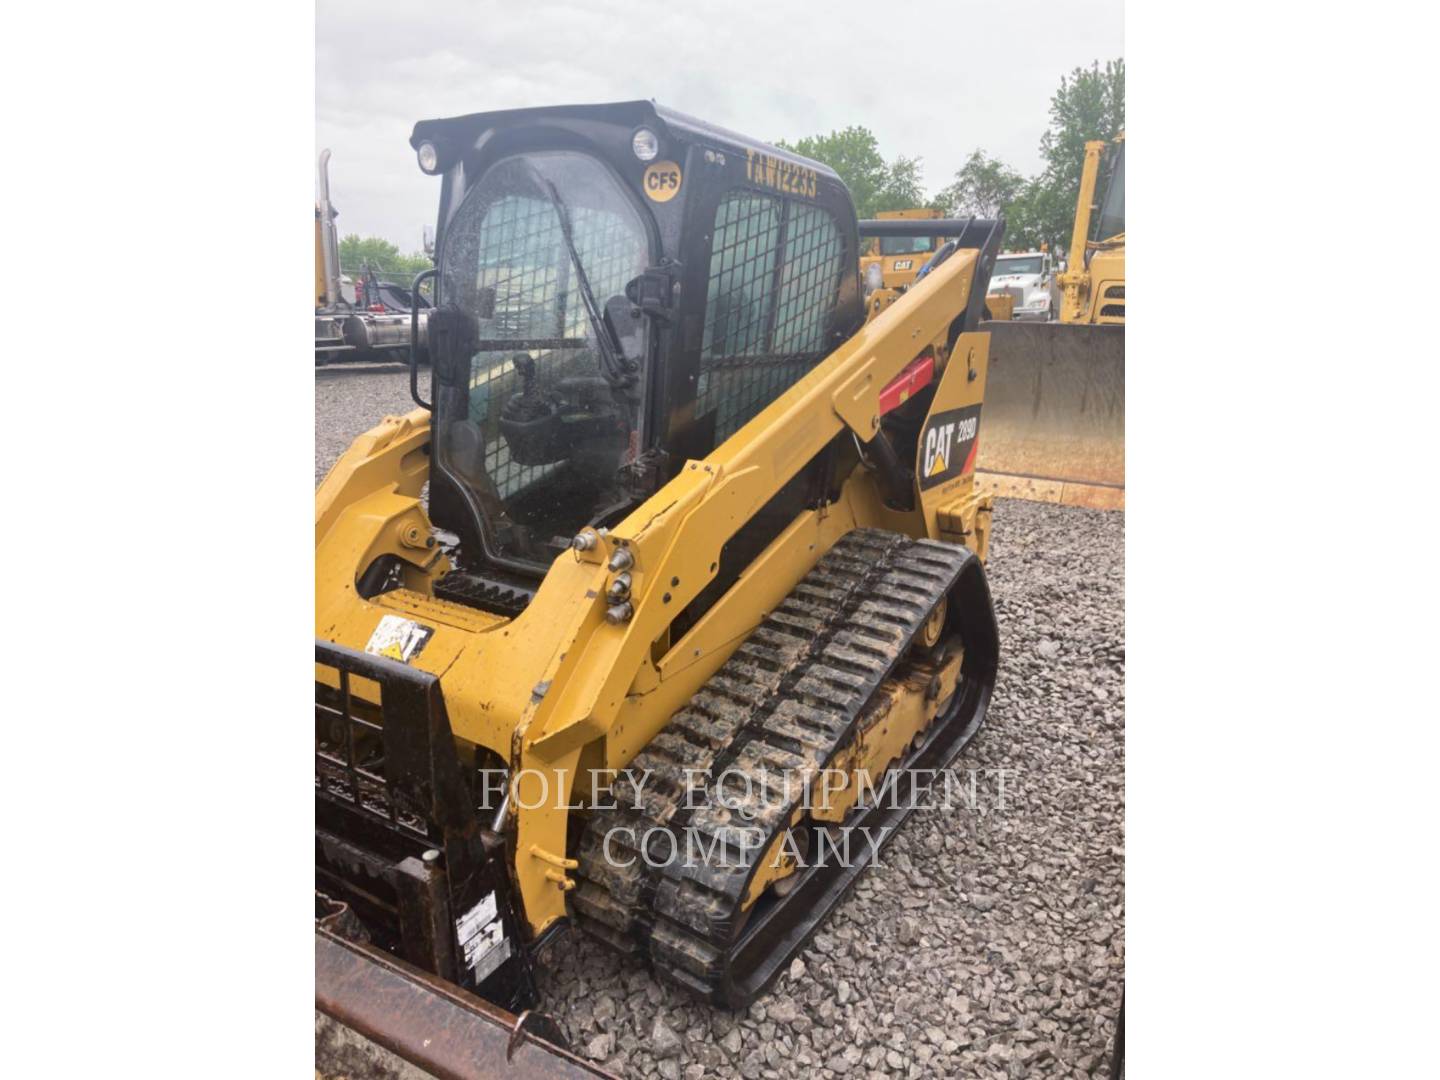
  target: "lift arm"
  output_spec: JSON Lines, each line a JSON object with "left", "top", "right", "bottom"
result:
{"left": 507, "top": 237, "right": 994, "bottom": 933}
{"left": 1059, "top": 140, "right": 1107, "bottom": 323}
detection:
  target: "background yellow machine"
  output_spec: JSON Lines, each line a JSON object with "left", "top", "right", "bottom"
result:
{"left": 315, "top": 102, "right": 1004, "bottom": 1065}
{"left": 974, "top": 133, "right": 1125, "bottom": 509}
{"left": 1058, "top": 134, "right": 1125, "bottom": 324}
{"left": 858, "top": 207, "right": 943, "bottom": 289}
{"left": 859, "top": 206, "right": 1018, "bottom": 321}
{"left": 985, "top": 290, "right": 1017, "bottom": 321}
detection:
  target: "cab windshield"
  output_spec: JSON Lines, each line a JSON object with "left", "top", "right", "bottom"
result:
{"left": 437, "top": 152, "right": 651, "bottom": 568}
{"left": 878, "top": 236, "right": 934, "bottom": 255}
{"left": 1093, "top": 142, "right": 1125, "bottom": 242}
{"left": 993, "top": 256, "right": 1043, "bottom": 276}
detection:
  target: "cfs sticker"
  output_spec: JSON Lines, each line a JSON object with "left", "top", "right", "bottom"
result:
{"left": 363, "top": 614, "right": 434, "bottom": 664}
{"left": 893, "top": 259, "right": 914, "bottom": 271}
{"left": 455, "top": 891, "right": 512, "bottom": 984}
{"left": 919, "top": 403, "right": 983, "bottom": 491}
{"left": 643, "top": 161, "right": 682, "bottom": 202}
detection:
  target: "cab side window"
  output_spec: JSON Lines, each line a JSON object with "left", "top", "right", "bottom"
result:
{"left": 697, "top": 191, "right": 845, "bottom": 443}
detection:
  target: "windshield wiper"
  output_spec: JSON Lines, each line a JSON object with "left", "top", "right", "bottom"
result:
{"left": 537, "top": 176, "right": 639, "bottom": 389}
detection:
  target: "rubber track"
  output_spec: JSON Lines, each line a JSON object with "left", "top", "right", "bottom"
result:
{"left": 572, "top": 528, "right": 976, "bottom": 1002}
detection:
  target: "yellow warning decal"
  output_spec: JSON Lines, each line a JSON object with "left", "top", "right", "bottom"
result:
{"left": 364, "top": 614, "right": 434, "bottom": 664}
{"left": 643, "top": 161, "right": 682, "bottom": 202}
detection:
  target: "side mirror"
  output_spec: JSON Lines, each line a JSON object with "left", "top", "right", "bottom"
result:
{"left": 475, "top": 285, "right": 496, "bottom": 321}
{"left": 624, "top": 266, "right": 678, "bottom": 326}
{"left": 604, "top": 294, "right": 644, "bottom": 364}
{"left": 422, "top": 224, "right": 436, "bottom": 258}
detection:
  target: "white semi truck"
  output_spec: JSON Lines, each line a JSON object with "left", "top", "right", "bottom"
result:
{"left": 988, "top": 250, "right": 1058, "bottom": 321}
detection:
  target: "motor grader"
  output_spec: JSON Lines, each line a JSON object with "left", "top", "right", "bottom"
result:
{"left": 315, "top": 101, "right": 1001, "bottom": 1072}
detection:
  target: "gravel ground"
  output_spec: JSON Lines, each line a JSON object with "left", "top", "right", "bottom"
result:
{"left": 315, "top": 362, "right": 417, "bottom": 486}
{"left": 317, "top": 367, "right": 1126, "bottom": 1079}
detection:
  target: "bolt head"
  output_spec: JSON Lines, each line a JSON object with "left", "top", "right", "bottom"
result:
{"left": 572, "top": 531, "right": 596, "bottom": 552}
{"left": 607, "top": 572, "right": 632, "bottom": 600}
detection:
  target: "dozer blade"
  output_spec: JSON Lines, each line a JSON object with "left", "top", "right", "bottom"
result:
{"left": 976, "top": 321, "right": 1125, "bottom": 509}
{"left": 316, "top": 925, "right": 618, "bottom": 1080}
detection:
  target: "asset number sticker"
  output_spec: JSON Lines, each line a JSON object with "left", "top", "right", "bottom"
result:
{"left": 643, "top": 161, "right": 682, "bottom": 202}
{"left": 455, "top": 891, "right": 511, "bottom": 983}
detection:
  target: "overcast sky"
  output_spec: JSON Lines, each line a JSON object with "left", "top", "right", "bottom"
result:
{"left": 317, "top": 0, "right": 1123, "bottom": 250}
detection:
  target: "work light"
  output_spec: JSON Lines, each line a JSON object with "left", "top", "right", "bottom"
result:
{"left": 631, "top": 128, "right": 659, "bottom": 162}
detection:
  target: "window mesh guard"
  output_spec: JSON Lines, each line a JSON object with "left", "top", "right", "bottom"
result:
{"left": 697, "top": 194, "right": 844, "bottom": 442}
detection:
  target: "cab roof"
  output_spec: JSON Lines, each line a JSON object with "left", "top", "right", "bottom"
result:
{"left": 409, "top": 100, "right": 842, "bottom": 185}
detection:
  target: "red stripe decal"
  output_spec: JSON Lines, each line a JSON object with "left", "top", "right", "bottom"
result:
{"left": 878, "top": 354, "right": 935, "bottom": 414}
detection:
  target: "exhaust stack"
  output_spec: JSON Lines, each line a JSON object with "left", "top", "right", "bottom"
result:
{"left": 317, "top": 149, "right": 342, "bottom": 310}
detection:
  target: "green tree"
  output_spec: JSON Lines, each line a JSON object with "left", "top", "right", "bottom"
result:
{"left": 1000, "top": 181, "right": 1072, "bottom": 251}
{"left": 880, "top": 155, "right": 928, "bottom": 212}
{"left": 1039, "top": 58, "right": 1125, "bottom": 194}
{"left": 1027, "top": 58, "right": 1126, "bottom": 251}
{"left": 930, "top": 58, "right": 1125, "bottom": 253}
{"left": 781, "top": 59, "right": 1123, "bottom": 254}
{"left": 936, "top": 150, "right": 1027, "bottom": 218}
{"left": 776, "top": 126, "right": 928, "bottom": 219}
{"left": 338, "top": 234, "right": 431, "bottom": 280}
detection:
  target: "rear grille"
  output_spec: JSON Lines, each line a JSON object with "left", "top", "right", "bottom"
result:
{"left": 433, "top": 568, "right": 535, "bottom": 617}
{"left": 1098, "top": 284, "right": 1125, "bottom": 321}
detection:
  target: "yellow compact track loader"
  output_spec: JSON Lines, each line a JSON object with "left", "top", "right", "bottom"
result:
{"left": 858, "top": 207, "right": 1017, "bottom": 322}
{"left": 976, "top": 134, "right": 1125, "bottom": 509}
{"left": 858, "top": 207, "right": 944, "bottom": 290}
{"left": 316, "top": 102, "right": 1002, "bottom": 1071}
